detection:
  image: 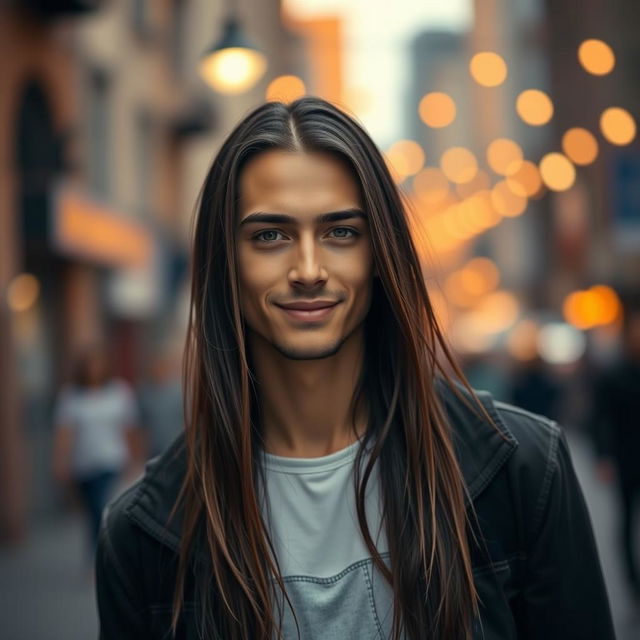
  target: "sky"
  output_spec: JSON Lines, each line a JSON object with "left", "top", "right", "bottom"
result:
{"left": 283, "top": 0, "right": 473, "bottom": 147}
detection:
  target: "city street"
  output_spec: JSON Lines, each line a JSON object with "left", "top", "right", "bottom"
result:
{"left": 1, "top": 429, "right": 638, "bottom": 639}
{"left": 1, "top": 1, "right": 638, "bottom": 638}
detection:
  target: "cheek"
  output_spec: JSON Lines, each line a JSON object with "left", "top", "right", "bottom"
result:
{"left": 238, "top": 249, "right": 282, "bottom": 308}
{"left": 335, "top": 246, "right": 374, "bottom": 290}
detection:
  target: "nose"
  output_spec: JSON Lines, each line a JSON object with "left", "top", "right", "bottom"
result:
{"left": 288, "top": 234, "right": 328, "bottom": 289}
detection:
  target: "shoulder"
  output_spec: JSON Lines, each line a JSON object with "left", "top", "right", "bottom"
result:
{"left": 101, "top": 433, "right": 186, "bottom": 554}
{"left": 490, "top": 398, "right": 564, "bottom": 491}
{"left": 492, "top": 400, "right": 561, "bottom": 467}
{"left": 99, "top": 481, "right": 146, "bottom": 566}
{"left": 488, "top": 399, "right": 573, "bottom": 537}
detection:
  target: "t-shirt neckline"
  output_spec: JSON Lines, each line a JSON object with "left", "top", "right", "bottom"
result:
{"left": 261, "top": 437, "right": 365, "bottom": 474}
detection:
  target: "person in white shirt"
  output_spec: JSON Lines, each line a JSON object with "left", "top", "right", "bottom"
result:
{"left": 52, "top": 346, "right": 140, "bottom": 552}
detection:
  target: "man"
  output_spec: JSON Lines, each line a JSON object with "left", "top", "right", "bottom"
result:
{"left": 95, "top": 97, "right": 614, "bottom": 639}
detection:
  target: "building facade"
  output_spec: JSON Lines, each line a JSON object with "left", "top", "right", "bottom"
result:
{"left": 0, "top": 0, "right": 296, "bottom": 539}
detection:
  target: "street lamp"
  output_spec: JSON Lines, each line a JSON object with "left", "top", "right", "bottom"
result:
{"left": 199, "top": 10, "right": 267, "bottom": 95}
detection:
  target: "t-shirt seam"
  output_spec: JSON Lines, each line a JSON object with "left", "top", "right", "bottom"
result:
{"left": 261, "top": 443, "right": 363, "bottom": 470}
{"left": 280, "top": 551, "right": 391, "bottom": 584}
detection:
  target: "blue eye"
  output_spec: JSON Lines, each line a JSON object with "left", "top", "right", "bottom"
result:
{"left": 330, "top": 227, "right": 358, "bottom": 239}
{"left": 255, "top": 230, "right": 283, "bottom": 243}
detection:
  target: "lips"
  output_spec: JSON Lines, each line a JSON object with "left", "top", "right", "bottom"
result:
{"left": 277, "top": 301, "right": 339, "bottom": 311}
{"left": 275, "top": 300, "right": 340, "bottom": 322}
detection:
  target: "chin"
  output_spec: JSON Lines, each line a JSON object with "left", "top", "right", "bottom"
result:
{"left": 271, "top": 336, "right": 347, "bottom": 361}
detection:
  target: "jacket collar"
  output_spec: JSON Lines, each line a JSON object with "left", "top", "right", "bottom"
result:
{"left": 125, "top": 382, "right": 518, "bottom": 554}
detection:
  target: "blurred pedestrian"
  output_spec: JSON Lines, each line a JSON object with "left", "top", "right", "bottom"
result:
{"left": 137, "top": 349, "right": 184, "bottom": 458}
{"left": 51, "top": 345, "right": 142, "bottom": 556}
{"left": 508, "top": 356, "right": 562, "bottom": 420}
{"left": 590, "top": 304, "right": 640, "bottom": 604}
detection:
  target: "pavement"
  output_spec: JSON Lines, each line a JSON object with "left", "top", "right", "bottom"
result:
{"left": 0, "top": 512, "right": 98, "bottom": 640}
{"left": 0, "top": 429, "right": 639, "bottom": 639}
{"left": 563, "top": 429, "right": 640, "bottom": 640}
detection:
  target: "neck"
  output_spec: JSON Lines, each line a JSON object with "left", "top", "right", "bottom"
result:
{"left": 249, "top": 327, "right": 367, "bottom": 458}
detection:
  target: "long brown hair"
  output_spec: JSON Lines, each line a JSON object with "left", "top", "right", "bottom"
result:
{"left": 172, "top": 96, "right": 488, "bottom": 639}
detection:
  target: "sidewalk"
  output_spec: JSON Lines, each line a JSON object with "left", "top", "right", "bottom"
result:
{"left": 0, "top": 512, "right": 97, "bottom": 640}
{"left": 564, "top": 428, "right": 640, "bottom": 640}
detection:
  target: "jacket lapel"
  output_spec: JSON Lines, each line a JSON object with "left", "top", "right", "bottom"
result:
{"left": 437, "top": 383, "right": 518, "bottom": 503}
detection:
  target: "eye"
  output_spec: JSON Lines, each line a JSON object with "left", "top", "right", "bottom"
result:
{"left": 254, "top": 229, "right": 285, "bottom": 243}
{"left": 329, "top": 227, "right": 359, "bottom": 239}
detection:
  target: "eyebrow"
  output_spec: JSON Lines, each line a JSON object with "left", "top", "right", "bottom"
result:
{"left": 239, "top": 208, "right": 367, "bottom": 227}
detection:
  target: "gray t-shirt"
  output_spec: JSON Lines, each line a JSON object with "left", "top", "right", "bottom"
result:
{"left": 259, "top": 439, "right": 397, "bottom": 639}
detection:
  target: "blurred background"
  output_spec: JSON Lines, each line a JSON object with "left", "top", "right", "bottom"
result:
{"left": 0, "top": 0, "right": 639, "bottom": 638}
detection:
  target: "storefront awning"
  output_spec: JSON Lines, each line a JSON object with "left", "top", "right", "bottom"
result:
{"left": 52, "top": 184, "right": 152, "bottom": 269}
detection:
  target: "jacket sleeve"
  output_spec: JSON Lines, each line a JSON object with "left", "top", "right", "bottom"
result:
{"left": 521, "top": 426, "right": 615, "bottom": 639}
{"left": 95, "top": 497, "right": 150, "bottom": 639}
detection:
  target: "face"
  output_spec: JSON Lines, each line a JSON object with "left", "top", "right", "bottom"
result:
{"left": 236, "top": 150, "right": 375, "bottom": 360}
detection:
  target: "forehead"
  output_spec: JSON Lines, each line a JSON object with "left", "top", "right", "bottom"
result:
{"left": 238, "top": 150, "right": 362, "bottom": 217}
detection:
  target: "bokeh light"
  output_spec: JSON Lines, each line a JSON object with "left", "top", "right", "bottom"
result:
{"left": 563, "top": 285, "right": 622, "bottom": 329}
{"left": 469, "top": 51, "right": 508, "bottom": 87}
{"left": 419, "top": 92, "right": 456, "bottom": 128}
{"left": 467, "top": 191, "right": 502, "bottom": 229}
{"left": 449, "top": 317, "right": 499, "bottom": 353}
{"left": 385, "top": 140, "right": 425, "bottom": 178}
{"left": 200, "top": 48, "right": 268, "bottom": 95}
{"left": 441, "top": 147, "right": 478, "bottom": 184}
{"left": 413, "top": 167, "right": 450, "bottom": 206}
{"left": 491, "top": 180, "right": 527, "bottom": 217}
{"left": 265, "top": 75, "right": 306, "bottom": 102}
{"left": 449, "top": 203, "right": 478, "bottom": 240}
{"left": 578, "top": 39, "right": 616, "bottom": 76}
{"left": 444, "top": 258, "right": 500, "bottom": 308}
{"left": 472, "top": 290, "right": 520, "bottom": 333}
{"left": 600, "top": 107, "right": 637, "bottom": 145}
{"left": 590, "top": 285, "right": 622, "bottom": 325}
{"left": 538, "top": 322, "right": 587, "bottom": 365}
{"left": 507, "top": 319, "right": 540, "bottom": 361}
{"left": 7, "top": 274, "right": 40, "bottom": 313}
{"left": 539, "top": 152, "right": 576, "bottom": 191}
{"left": 562, "top": 127, "right": 599, "bottom": 165}
{"left": 456, "top": 170, "right": 491, "bottom": 198}
{"left": 465, "top": 257, "right": 501, "bottom": 291}
{"left": 516, "top": 89, "right": 554, "bottom": 126}
{"left": 486, "top": 138, "right": 524, "bottom": 176}
{"left": 505, "top": 160, "right": 543, "bottom": 197}
{"left": 445, "top": 271, "right": 481, "bottom": 308}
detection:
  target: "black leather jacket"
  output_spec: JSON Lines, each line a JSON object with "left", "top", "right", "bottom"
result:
{"left": 96, "top": 387, "right": 615, "bottom": 639}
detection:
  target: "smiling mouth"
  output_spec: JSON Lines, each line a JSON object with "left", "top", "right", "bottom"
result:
{"left": 275, "top": 301, "right": 340, "bottom": 323}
